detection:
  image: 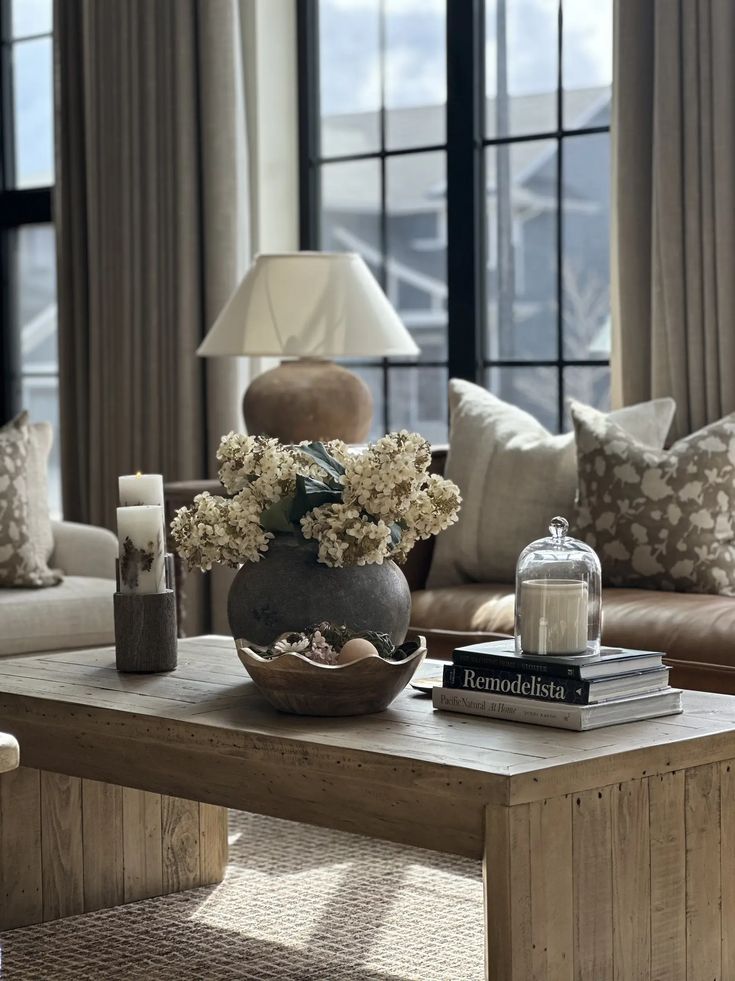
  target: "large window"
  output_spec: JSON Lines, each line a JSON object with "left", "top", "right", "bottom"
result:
{"left": 0, "top": 0, "right": 59, "bottom": 513}
{"left": 298, "top": 0, "right": 612, "bottom": 438}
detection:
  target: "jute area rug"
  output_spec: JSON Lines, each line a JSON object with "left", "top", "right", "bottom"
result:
{"left": 0, "top": 810, "right": 484, "bottom": 981}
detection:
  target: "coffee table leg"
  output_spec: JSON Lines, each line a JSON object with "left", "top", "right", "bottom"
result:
{"left": 484, "top": 764, "right": 735, "bottom": 981}
{"left": 484, "top": 802, "right": 538, "bottom": 981}
{"left": 0, "top": 766, "right": 228, "bottom": 929}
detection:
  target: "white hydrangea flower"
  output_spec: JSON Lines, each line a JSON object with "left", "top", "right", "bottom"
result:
{"left": 170, "top": 489, "right": 271, "bottom": 570}
{"left": 342, "top": 430, "right": 431, "bottom": 521}
{"left": 301, "top": 503, "right": 393, "bottom": 568}
{"left": 216, "top": 432, "right": 301, "bottom": 503}
{"left": 174, "top": 430, "right": 462, "bottom": 572}
{"left": 170, "top": 492, "right": 231, "bottom": 571}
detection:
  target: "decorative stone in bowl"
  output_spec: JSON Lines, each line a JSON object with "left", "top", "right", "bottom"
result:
{"left": 236, "top": 636, "right": 427, "bottom": 717}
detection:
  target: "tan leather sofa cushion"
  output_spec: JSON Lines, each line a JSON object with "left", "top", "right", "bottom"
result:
{"left": 410, "top": 583, "right": 735, "bottom": 671}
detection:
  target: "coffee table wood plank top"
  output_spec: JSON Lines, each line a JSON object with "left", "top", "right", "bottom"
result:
{"left": 2, "top": 636, "right": 735, "bottom": 980}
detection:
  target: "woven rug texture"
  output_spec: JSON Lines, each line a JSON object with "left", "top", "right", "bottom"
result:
{"left": 0, "top": 810, "right": 484, "bottom": 981}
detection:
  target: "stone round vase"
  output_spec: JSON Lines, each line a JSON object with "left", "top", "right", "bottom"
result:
{"left": 227, "top": 535, "right": 412, "bottom": 647}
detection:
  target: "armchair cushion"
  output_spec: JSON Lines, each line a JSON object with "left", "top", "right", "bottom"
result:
{"left": 50, "top": 521, "right": 118, "bottom": 580}
{"left": 0, "top": 575, "right": 114, "bottom": 656}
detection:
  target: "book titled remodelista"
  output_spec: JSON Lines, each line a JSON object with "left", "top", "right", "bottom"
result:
{"left": 432, "top": 686, "right": 683, "bottom": 731}
{"left": 443, "top": 662, "right": 670, "bottom": 705}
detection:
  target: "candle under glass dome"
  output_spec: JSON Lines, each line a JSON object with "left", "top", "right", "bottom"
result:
{"left": 515, "top": 516, "right": 602, "bottom": 659}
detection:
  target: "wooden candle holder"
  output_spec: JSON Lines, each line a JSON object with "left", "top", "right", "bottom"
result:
{"left": 114, "top": 556, "right": 178, "bottom": 673}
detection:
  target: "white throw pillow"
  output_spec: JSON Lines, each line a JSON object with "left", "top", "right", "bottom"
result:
{"left": 427, "top": 380, "right": 676, "bottom": 587}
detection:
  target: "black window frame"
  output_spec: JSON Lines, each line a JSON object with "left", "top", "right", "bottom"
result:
{"left": 0, "top": 0, "right": 54, "bottom": 423}
{"left": 297, "top": 0, "right": 612, "bottom": 435}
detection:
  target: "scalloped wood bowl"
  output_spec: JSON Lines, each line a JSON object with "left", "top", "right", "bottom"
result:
{"left": 236, "top": 639, "right": 427, "bottom": 717}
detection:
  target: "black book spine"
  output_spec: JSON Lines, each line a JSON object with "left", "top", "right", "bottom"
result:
{"left": 453, "top": 650, "right": 583, "bottom": 679}
{"left": 443, "top": 663, "right": 593, "bottom": 705}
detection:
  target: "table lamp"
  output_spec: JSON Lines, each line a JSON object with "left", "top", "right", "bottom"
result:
{"left": 196, "top": 251, "right": 419, "bottom": 443}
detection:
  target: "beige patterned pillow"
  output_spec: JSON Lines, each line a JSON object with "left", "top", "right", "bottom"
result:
{"left": 571, "top": 401, "right": 735, "bottom": 595}
{"left": 0, "top": 416, "right": 55, "bottom": 565}
{"left": 0, "top": 414, "right": 61, "bottom": 588}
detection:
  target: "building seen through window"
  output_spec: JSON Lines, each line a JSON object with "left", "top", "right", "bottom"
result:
{"left": 307, "top": 0, "right": 612, "bottom": 440}
{"left": 1, "top": 0, "right": 59, "bottom": 514}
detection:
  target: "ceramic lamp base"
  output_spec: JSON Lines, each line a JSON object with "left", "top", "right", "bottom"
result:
{"left": 243, "top": 358, "right": 373, "bottom": 443}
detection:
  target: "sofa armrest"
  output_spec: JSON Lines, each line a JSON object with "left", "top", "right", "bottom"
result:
{"left": 50, "top": 520, "right": 118, "bottom": 580}
{"left": 402, "top": 536, "right": 436, "bottom": 592}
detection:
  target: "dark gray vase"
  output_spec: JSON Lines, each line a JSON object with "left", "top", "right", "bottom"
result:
{"left": 227, "top": 535, "right": 412, "bottom": 647}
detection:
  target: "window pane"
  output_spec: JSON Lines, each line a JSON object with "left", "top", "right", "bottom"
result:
{"left": 320, "top": 159, "right": 381, "bottom": 281}
{"left": 562, "top": 132, "right": 610, "bottom": 359}
{"left": 21, "top": 375, "right": 61, "bottom": 518}
{"left": 339, "top": 363, "right": 385, "bottom": 441}
{"left": 486, "top": 141, "right": 557, "bottom": 361}
{"left": 563, "top": 365, "right": 610, "bottom": 429}
{"left": 10, "top": 0, "right": 52, "bottom": 38}
{"left": 13, "top": 37, "right": 55, "bottom": 188}
{"left": 319, "top": 0, "right": 381, "bottom": 157}
{"left": 17, "top": 224, "right": 57, "bottom": 372}
{"left": 485, "top": 0, "right": 558, "bottom": 139}
{"left": 562, "top": 0, "right": 612, "bottom": 130}
{"left": 485, "top": 366, "right": 558, "bottom": 432}
{"left": 385, "top": 0, "right": 445, "bottom": 150}
{"left": 386, "top": 151, "right": 447, "bottom": 361}
{"left": 388, "top": 366, "right": 448, "bottom": 443}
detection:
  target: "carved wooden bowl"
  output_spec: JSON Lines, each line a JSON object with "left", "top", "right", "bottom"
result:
{"left": 236, "top": 638, "right": 427, "bottom": 717}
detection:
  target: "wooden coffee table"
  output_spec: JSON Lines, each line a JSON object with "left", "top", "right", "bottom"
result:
{"left": 1, "top": 636, "right": 734, "bottom": 980}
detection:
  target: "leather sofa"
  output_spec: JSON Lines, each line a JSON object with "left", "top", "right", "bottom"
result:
{"left": 406, "top": 449, "right": 735, "bottom": 694}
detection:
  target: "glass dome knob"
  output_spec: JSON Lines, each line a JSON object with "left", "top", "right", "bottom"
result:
{"left": 549, "top": 516, "right": 569, "bottom": 541}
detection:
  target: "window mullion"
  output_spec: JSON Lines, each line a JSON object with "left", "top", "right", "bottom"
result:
{"left": 297, "top": 0, "right": 320, "bottom": 249}
{"left": 446, "top": 0, "right": 484, "bottom": 384}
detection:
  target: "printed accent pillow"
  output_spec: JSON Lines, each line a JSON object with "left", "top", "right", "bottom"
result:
{"left": 571, "top": 401, "right": 735, "bottom": 595}
{"left": 0, "top": 415, "right": 55, "bottom": 565}
{"left": 427, "top": 380, "right": 676, "bottom": 587}
{"left": 0, "top": 414, "right": 61, "bottom": 588}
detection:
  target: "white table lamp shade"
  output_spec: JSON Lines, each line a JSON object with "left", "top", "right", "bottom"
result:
{"left": 197, "top": 252, "right": 420, "bottom": 359}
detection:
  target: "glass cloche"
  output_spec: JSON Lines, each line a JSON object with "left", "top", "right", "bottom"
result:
{"left": 515, "top": 516, "right": 602, "bottom": 659}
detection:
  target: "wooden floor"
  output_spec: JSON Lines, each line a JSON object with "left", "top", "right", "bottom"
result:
{"left": 1, "top": 637, "right": 735, "bottom": 978}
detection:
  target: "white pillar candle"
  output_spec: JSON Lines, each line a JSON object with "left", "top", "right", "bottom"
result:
{"left": 520, "top": 579, "right": 588, "bottom": 656}
{"left": 119, "top": 473, "right": 164, "bottom": 507}
{"left": 117, "top": 506, "right": 166, "bottom": 594}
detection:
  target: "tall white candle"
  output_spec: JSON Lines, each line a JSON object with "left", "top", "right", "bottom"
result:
{"left": 119, "top": 473, "right": 164, "bottom": 507}
{"left": 520, "top": 579, "right": 588, "bottom": 656}
{"left": 117, "top": 506, "right": 166, "bottom": 594}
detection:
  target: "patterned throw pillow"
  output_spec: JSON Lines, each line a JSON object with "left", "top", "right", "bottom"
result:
{"left": 0, "top": 414, "right": 61, "bottom": 588}
{"left": 570, "top": 401, "right": 735, "bottom": 595}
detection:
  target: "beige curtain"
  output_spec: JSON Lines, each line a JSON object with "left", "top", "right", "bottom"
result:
{"left": 612, "top": 0, "right": 735, "bottom": 438}
{"left": 54, "top": 0, "right": 246, "bottom": 529}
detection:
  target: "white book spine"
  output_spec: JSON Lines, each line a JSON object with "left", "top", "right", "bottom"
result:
{"left": 433, "top": 687, "right": 583, "bottom": 730}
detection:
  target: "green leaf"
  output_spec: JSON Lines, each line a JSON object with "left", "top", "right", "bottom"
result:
{"left": 298, "top": 441, "right": 346, "bottom": 484}
{"left": 260, "top": 497, "right": 296, "bottom": 533}
{"left": 290, "top": 475, "right": 343, "bottom": 522}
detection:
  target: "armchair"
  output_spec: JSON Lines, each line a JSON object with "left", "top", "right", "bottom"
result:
{"left": 0, "top": 520, "right": 117, "bottom": 657}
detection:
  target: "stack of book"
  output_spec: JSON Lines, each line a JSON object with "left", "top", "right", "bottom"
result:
{"left": 432, "top": 640, "right": 683, "bottom": 730}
